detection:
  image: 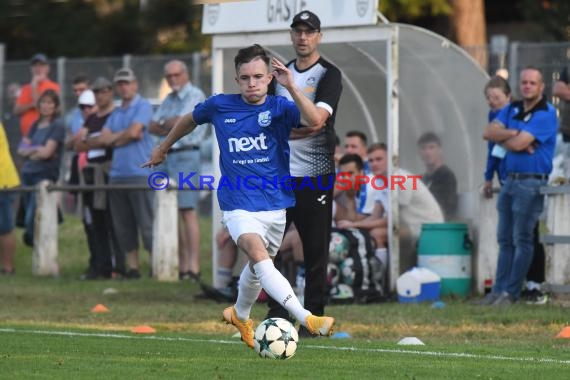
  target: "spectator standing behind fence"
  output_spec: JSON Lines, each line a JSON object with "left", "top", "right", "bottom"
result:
{"left": 65, "top": 76, "right": 91, "bottom": 141}
{"left": 417, "top": 132, "right": 458, "bottom": 220}
{"left": 14, "top": 54, "right": 60, "bottom": 137}
{"left": 0, "top": 123, "right": 20, "bottom": 274}
{"left": 95, "top": 68, "right": 154, "bottom": 279}
{"left": 267, "top": 11, "right": 343, "bottom": 335}
{"left": 483, "top": 76, "right": 511, "bottom": 198}
{"left": 71, "top": 90, "right": 98, "bottom": 274}
{"left": 4, "top": 83, "right": 21, "bottom": 131}
{"left": 481, "top": 75, "right": 547, "bottom": 305}
{"left": 74, "top": 84, "right": 116, "bottom": 280}
{"left": 149, "top": 60, "right": 207, "bottom": 282}
{"left": 553, "top": 65, "right": 570, "bottom": 178}
{"left": 17, "top": 90, "right": 65, "bottom": 247}
{"left": 64, "top": 76, "right": 91, "bottom": 198}
{"left": 479, "top": 67, "right": 558, "bottom": 306}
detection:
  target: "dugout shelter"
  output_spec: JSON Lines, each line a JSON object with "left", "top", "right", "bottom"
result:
{"left": 202, "top": 0, "right": 489, "bottom": 291}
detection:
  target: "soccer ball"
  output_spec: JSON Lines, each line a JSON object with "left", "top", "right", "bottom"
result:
{"left": 253, "top": 318, "right": 299, "bottom": 360}
{"left": 329, "top": 232, "right": 350, "bottom": 263}
{"left": 339, "top": 257, "right": 355, "bottom": 285}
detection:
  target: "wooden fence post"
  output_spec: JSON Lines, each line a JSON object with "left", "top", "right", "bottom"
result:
{"left": 32, "top": 180, "right": 59, "bottom": 276}
{"left": 152, "top": 185, "right": 178, "bottom": 281}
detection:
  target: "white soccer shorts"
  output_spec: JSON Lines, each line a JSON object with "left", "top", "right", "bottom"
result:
{"left": 222, "top": 209, "right": 286, "bottom": 257}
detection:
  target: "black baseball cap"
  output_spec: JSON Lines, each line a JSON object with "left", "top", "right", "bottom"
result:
{"left": 290, "top": 10, "right": 321, "bottom": 31}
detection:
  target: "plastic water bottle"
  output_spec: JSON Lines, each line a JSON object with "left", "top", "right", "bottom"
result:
{"left": 484, "top": 278, "right": 493, "bottom": 294}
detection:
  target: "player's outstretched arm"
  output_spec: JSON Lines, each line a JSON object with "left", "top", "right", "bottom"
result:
{"left": 141, "top": 112, "right": 197, "bottom": 168}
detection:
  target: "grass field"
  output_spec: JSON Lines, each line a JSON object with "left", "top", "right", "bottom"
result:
{"left": 2, "top": 215, "right": 570, "bottom": 379}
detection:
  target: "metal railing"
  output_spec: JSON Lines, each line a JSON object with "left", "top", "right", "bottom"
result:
{"left": 2, "top": 181, "right": 182, "bottom": 281}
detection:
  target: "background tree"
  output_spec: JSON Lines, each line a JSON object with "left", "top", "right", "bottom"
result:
{"left": 0, "top": 0, "right": 204, "bottom": 59}
{"left": 449, "top": 0, "right": 487, "bottom": 66}
{"left": 379, "top": 0, "right": 451, "bottom": 22}
{"left": 379, "top": 0, "right": 487, "bottom": 66}
{"left": 0, "top": 0, "right": 566, "bottom": 61}
{"left": 520, "top": 0, "right": 570, "bottom": 41}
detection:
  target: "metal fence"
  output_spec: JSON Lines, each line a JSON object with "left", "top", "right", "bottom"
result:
{"left": 464, "top": 41, "right": 570, "bottom": 103}
{"left": 2, "top": 41, "right": 570, "bottom": 159}
{"left": 1, "top": 51, "right": 212, "bottom": 152}
{"left": 2, "top": 41, "right": 569, "bottom": 113}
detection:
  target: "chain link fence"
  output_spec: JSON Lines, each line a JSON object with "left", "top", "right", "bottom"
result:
{"left": 1, "top": 42, "right": 570, "bottom": 170}
{"left": 2, "top": 41, "right": 570, "bottom": 127}
{"left": 464, "top": 42, "right": 570, "bottom": 102}
{"left": 1, "top": 52, "right": 211, "bottom": 150}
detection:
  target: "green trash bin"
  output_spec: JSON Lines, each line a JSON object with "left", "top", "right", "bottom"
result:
{"left": 417, "top": 223, "right": 472, "bottom": 297}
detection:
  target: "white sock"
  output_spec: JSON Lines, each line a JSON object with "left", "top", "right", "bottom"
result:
{"left": 234, "top": 264, "right": 261, "bottom": 321}
{"left": 253, "top": 259, "right": 311, "bottom": 324}
{"left": 215, "top": 267, "right": 233, "bottom": 288}
{"left": 375, "top": 248, "right": 388, "bottom": 266}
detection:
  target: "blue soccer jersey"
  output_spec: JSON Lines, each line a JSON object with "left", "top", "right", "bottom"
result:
{"left": 495, "top": 97, "right": 558, "bottom": 175}
{"left": 192, "top": 94, "right": 301, "bottom": 212}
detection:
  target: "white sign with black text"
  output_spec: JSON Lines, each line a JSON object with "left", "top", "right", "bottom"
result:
{"left": 202, "top": 0, "right": 379, "bottom": 34}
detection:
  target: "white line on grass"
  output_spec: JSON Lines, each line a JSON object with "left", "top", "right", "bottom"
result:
{"left": 1, "top": 328, "right": 568, "bottom": 366}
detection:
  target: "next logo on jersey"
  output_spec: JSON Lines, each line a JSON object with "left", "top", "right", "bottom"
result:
{"left": 228, "top": 133, "right": 268, "bottom": 153}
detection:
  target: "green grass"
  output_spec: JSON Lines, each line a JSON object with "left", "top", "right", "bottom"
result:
{"left": 2, "top": 215, "right": 570, "bottom": 379}
{"left": 1, "top": 329, "right": 569, "bottom": 380}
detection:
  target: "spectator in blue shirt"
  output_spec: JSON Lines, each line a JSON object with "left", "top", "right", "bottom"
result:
{"left": 481, "top": 67, "right": 558, "bottom": 305}
{"left": 96, "top": 68, "right": 154, "bottom": 279}
{"left": 149, "top": 60, "right": 207, "bottom": 282}
{"left": 64, "top": 75, "right": 90, "bottom": 194}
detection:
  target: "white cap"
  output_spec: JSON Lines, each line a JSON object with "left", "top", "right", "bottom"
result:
{"left": 78, "top": 90, "right": 96, "bottom": 106}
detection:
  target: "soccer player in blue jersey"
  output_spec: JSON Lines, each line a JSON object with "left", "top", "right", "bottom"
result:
{"left": 142, "top": 45, "right": 335, "bottom": 348}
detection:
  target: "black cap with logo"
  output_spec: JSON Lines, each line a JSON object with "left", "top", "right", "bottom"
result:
{"left": 290, "top": 10, "right": 321, "bottom": 31}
